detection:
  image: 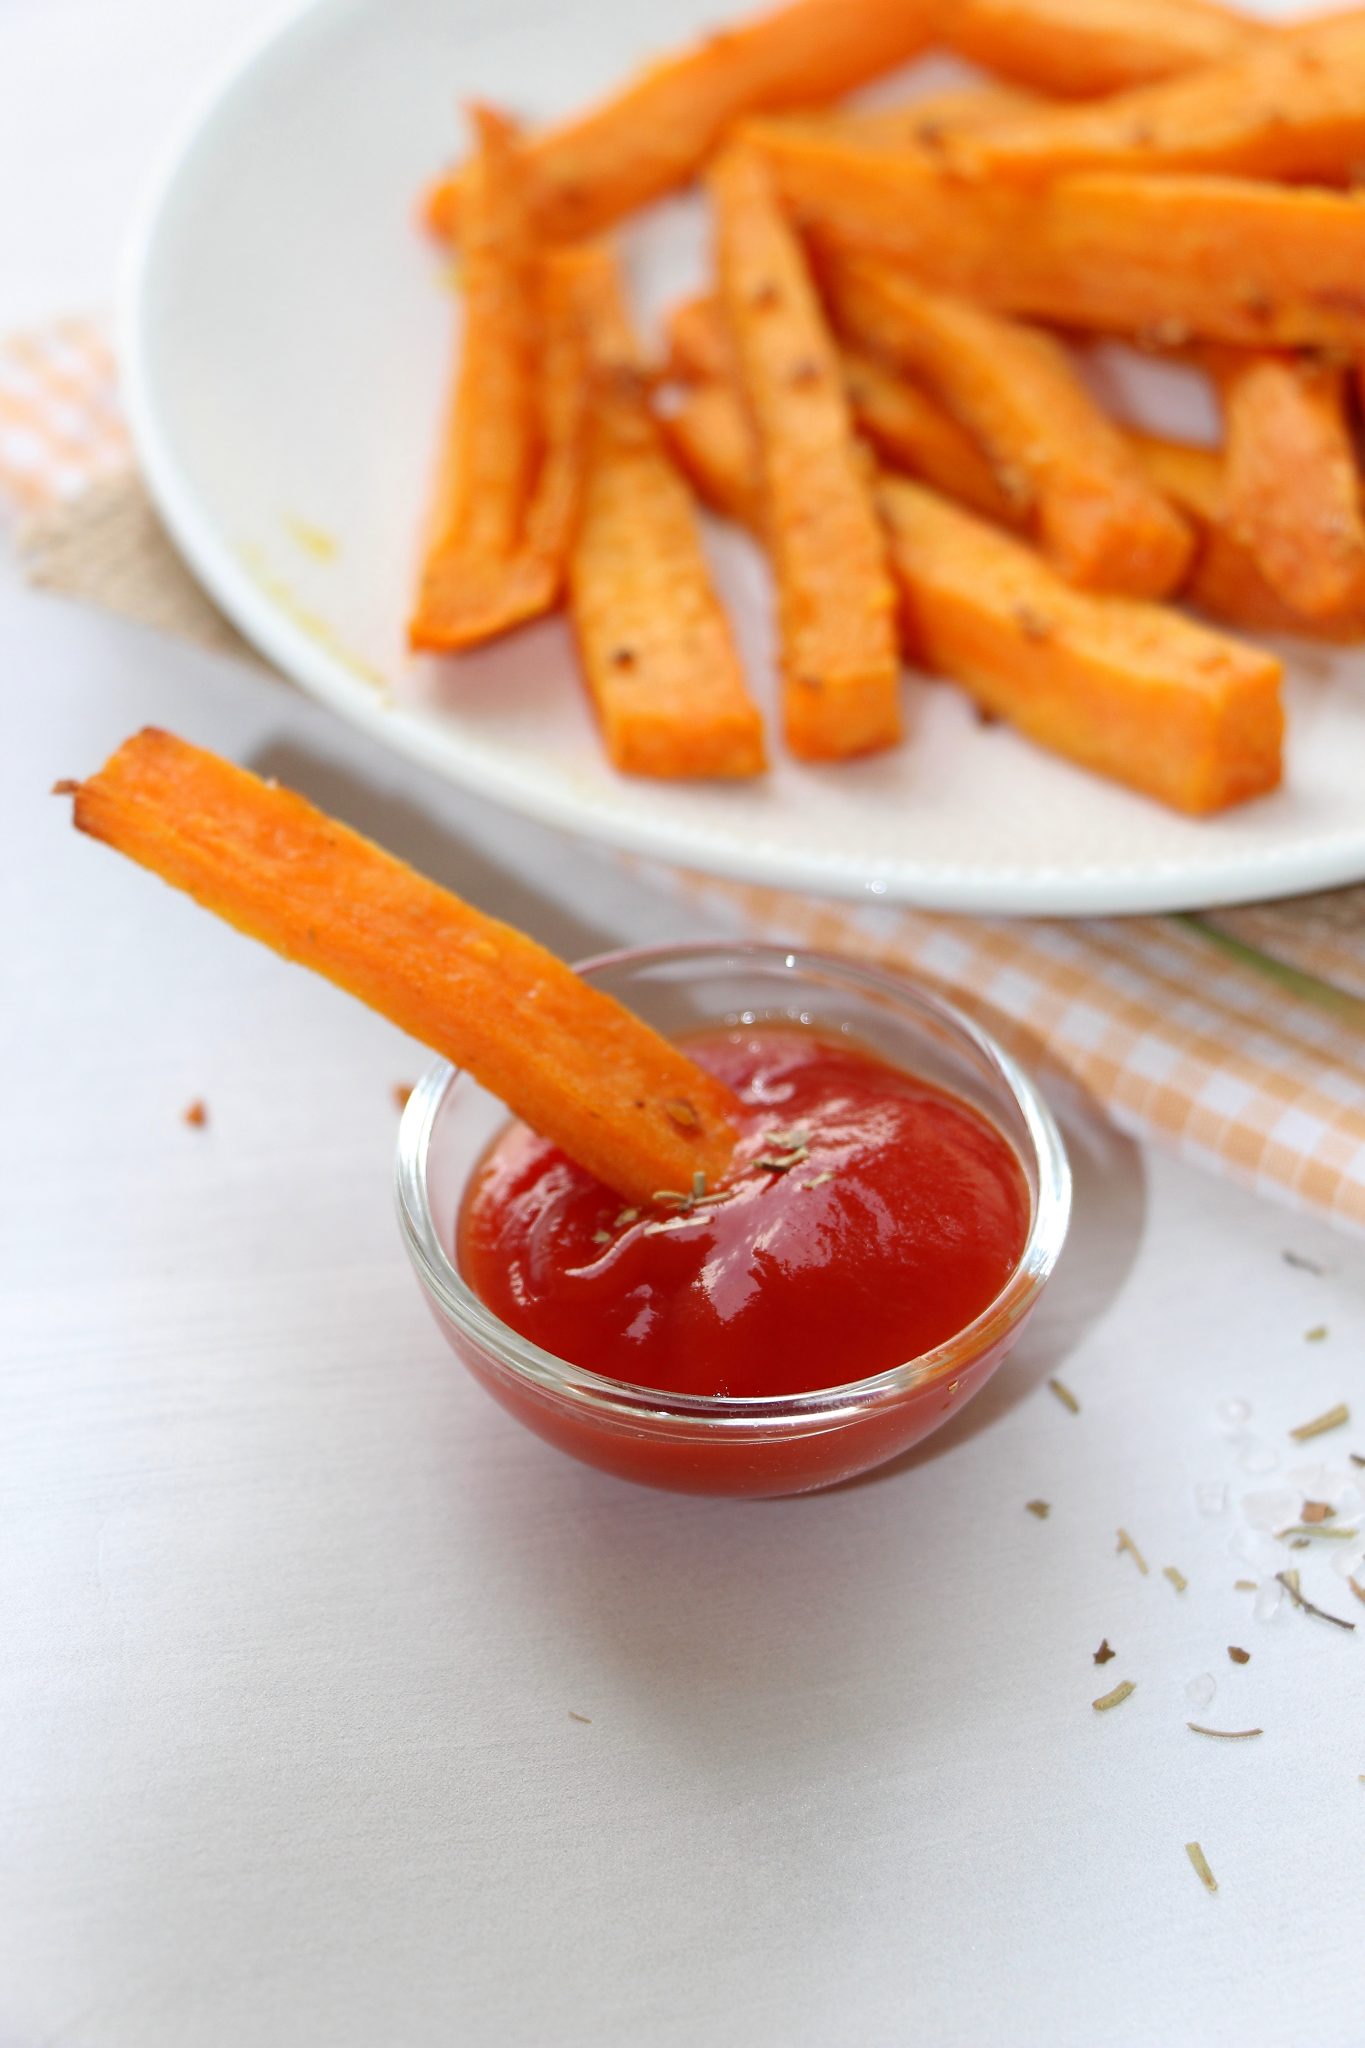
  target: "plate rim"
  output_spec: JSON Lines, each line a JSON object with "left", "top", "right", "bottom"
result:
{"left": 118, "top": 0, "right": 1365, "bottom": 919}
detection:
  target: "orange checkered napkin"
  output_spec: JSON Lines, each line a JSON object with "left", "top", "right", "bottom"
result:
{"left": 639, "top": 866, "right": 1365, "bottom": 1234}
{"left": 0, "top": 320, "right": 128, "bottom": 511}
{"left": 6, "top": 318, "right": 1365, "bottom": 1234}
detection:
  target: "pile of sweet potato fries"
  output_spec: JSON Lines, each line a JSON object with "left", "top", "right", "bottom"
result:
{"left": 409, "top": 0, "right": 1365, "bottom": 815}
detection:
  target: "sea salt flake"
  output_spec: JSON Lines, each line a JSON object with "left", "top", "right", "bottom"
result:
{"left": 1219, "top": 1398, "right": 1252, "bottom": 1428}
{"left": 1186, "top": 1672, "right": 1217, "bottom": 1712}
{"left": 1254, "top": 1579, "right": 1285, "bottom": 1623}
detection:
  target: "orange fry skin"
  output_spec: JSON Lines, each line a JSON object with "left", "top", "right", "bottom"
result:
{"left": 746, "top": 123, "right": 1365, "bottom": 351}
{"left": 824, "top": 259, "right": 1193, "bottom": 597}
{"left": 569, "top": 254, "right": 766, "bottom": 780}
{"left": 410, "top": 109, "right": 594, "bottom": 654}
{"left": 712, "top": 147, "right": 900, "bottom": 763}
{"left": 423, "top": 0, "right": 941, "bottom": 242}
{"left": 409, "top": 106, "right": 554, "bottom": 653}
{"left": 964, "top": 16, "right": 1365, "bottom": 187}
{"left": 664, "top": 292, "right": 1021, "bottom": 528}
{"left": 879, "top": 480, "right": 1283, "bottom": 816}
{"left": 1130, "top": 431, "right": 1365, "bottom": 641}
{"left": 69, "top": 731, "right": 741, "bottom": 1204}
{"left": 939, "top": 0, "right": 1265, "bottom": 99}
{"left": 658, "top": 380, "right": 766, "bottom": 530}
{"left": 1215, "top": 351, "right": 1365, "bottom": 626}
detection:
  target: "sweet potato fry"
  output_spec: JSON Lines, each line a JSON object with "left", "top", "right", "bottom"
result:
{"left": 1128, "top": 431, "right": 1365, "bottom": 639}
{"left": 410, "top": 108, "right": 586, "bottom": 653}
{"left": 712, "top": 147, "right": 900, "bottom": 761}
{"left": 664, "top": 295, "right": 1020, "bottom": 528}
{"left": 664, "top": 294, "right": 740, "bottom": 387}
{"left": 824, "top": 260, "right": 1193, "bottom": 596}
{"left": 67, "top": 731, "right": 741, "bottom": 1204}
{"left": 748, "top": 122, "right": 1365, "bottom": 349}
{"left": 1214, "top": 351, "right": 1365, "bottom": 625}
{"left": 569, "top": 254, "right": 766, "bottom": 780}
{"left": 839, "top": 351, "right": 1025, "bottom": 527}
{"left": 939, "top": 0, "right": 1264, "bottom": 99}
{"left": 964, "top": 17, "right": 1365, "bottom": 186}
{"left": 422, "top": 0, "right": 941, "bottom": 242}
{"left": 659, "top": 380, "right": 765, "bottom": 529}
{"left": 792, "top": 82, "right": 1041, "bottom": 152}
{"left": 878, "top": 479, "right": 1283, "bottom": 814}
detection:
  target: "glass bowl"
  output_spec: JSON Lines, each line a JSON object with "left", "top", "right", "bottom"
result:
{"left": 396, "top": 942, "right": 1070, "bottom": 1498}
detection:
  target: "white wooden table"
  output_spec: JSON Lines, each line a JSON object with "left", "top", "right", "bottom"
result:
{"left": 3, "top": 6, "right": 1363, "bottom": 2043}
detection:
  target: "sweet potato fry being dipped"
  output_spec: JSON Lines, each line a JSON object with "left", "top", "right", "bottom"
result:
{"left": 568, "top": 251, "right": 766, "bottom": 779}
{"left": 422, "top": 0, "right": 941, "bottom": 243}
{"left": 820, "top": 258, "right": 1193, "bottom": 597}
{"left": 878, "top": 480, "right": 1283, "bottom": 816}
{"left": 962, "top": 15, "right": 1365, "bottom": 187}
{"left": 63, "top": 731, "right": 740, "bottom": 1204}
{"left": 711, "top": 146, "right": 900, "bottom": 761}
{"left": 939, "top": 0, "right": 1265, "bottom": 99}
{"left": 1213, "top": 350, "right": 1365, "bottom": 626}
{"left": 745, "top": 122, "right": 1365, "bottom": 351}
{"left": 410, "top": 107, "right": 587, "bottom": 653}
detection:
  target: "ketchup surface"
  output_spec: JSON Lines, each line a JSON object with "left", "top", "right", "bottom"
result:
{"left": 458, "top": 1027, "right": 1030, "bottom": 1400}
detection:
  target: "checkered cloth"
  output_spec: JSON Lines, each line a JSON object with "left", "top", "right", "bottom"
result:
{"left": 7, "top": 317, "right": 1365, "bottom": 1233}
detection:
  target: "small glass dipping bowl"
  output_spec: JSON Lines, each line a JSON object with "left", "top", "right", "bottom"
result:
{"left": 397, "top": 942, "right": 1070, "bottom": 1498}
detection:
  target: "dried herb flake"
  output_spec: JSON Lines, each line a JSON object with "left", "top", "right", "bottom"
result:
{"left": 1188, "top": 1723, "right": 1262, "bottom": 1740}
{"left": 1186, "top": 1842, "right": 1218, "bottom": 1894}
{"left": 1276, "top": 1570, "right": 1355, "bottom": 1631}
{"left": 1289, "top": 1402, "right": 1350, "bottom": 1442}
{"left": 1117, "top": 1528, "right": 1149, "bottom": 1575}
{"left": 1093, "top": 1679, "right": 1135, "bottom": 1712}
{"left": 1093, "top": 1639, "right": 1116, "bottom": 1665}
{"left": 1025, "top": 1499, "right": 1050, "bottom": 1519}
{"left": 1048, "top": 1377, "right": 1080, "bottom": 1415}
{"left": 1164, "top": 1565, "right": 1189, "bottom": 1594}
{"left": 1228, "top": 1646, "right": 1251, "bottom": 1664}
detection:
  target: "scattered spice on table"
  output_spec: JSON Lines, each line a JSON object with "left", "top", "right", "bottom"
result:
{"left": 568, "top": 1711, "right": 592, "bottom": 1724}
{"left": 1185, "top": 1842, "right": 1218, "bottom": 1894}
{"left": 1116, "top": 1528, "right": 1149, "bottom": 1575}
{"left": 1305, "top": 1325, "right": 1329, "bottom": 1343}
{"left": 1300, "top": 1500, "right": 1335, "bottom": 1523}
{"left": 1093, "top": 1639, "right": 1116, "bottom": 1665}
{"left": 1276, "top": 1570, "right": 1356, "bottom": 1631}
{"left": 1282, "top": 1251, "right": 1326, "bottom": 1275}
{"left": 182, "top": 1099, "right": 208, "bottom": 1128}
{"left": 393, "top": 1082, "right": 414, "bottom": 1111}
{"left": 1188, "top": 1723, "right": 1262, "bottom": 1740}
{"left": 1228, "top": 1646, "right": 1250, "bottom": 1664}
{"left": 1026, "top": 1499, "right": 1050, "bottom": 1519}
{"left": 1289, "top": 1403, "right": 1351, "bottom": 1442}
{"left": 1093, "top": 1679, "right": 1135, "bottom": 1712}
{"left": 1234, "top": 1579, "right": 1257, "bottom": 1592}
{"left": 1047, "top": 1376, "right": 1080, "bottom": 1415}
{"left": 1163, "top": 1565, "right": 1188, "bottom": 1593}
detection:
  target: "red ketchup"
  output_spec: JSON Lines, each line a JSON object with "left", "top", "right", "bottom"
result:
{"left": 458, "top": 1028, "right": 1030, "bottom": 1412}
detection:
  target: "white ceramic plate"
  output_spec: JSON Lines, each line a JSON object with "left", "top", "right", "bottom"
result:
{"left": 122, "top": 0, "right": 1365, "bottom": 914}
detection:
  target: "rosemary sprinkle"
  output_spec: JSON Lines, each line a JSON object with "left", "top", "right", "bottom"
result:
{"left": 1289, "top": 1402, "right": 1350, "bottom": 1442}
{"left": 1117, "top": 1528, "right": 1149, "bottom": 1576}
{"left": 1048, "top": 1377, "right": 1080, "bottom": 1415}
{"left": 1093, "top": 1680, "right": 1135, "bottom": 1712}
{"left": 1188, "top": 1723, "right": 1262, "bottom": 1740}
{"left": 1185, "top": 1842, "right": 1218, "bottom": 1894}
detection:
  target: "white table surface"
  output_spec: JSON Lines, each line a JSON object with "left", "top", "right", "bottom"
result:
{"left": 3, "top": 6, "right": 1364, "bottom": 2045}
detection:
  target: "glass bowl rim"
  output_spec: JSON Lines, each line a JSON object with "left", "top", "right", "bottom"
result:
{"left": 395, "top": 940, "right": 1071, "bottom": 1429}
